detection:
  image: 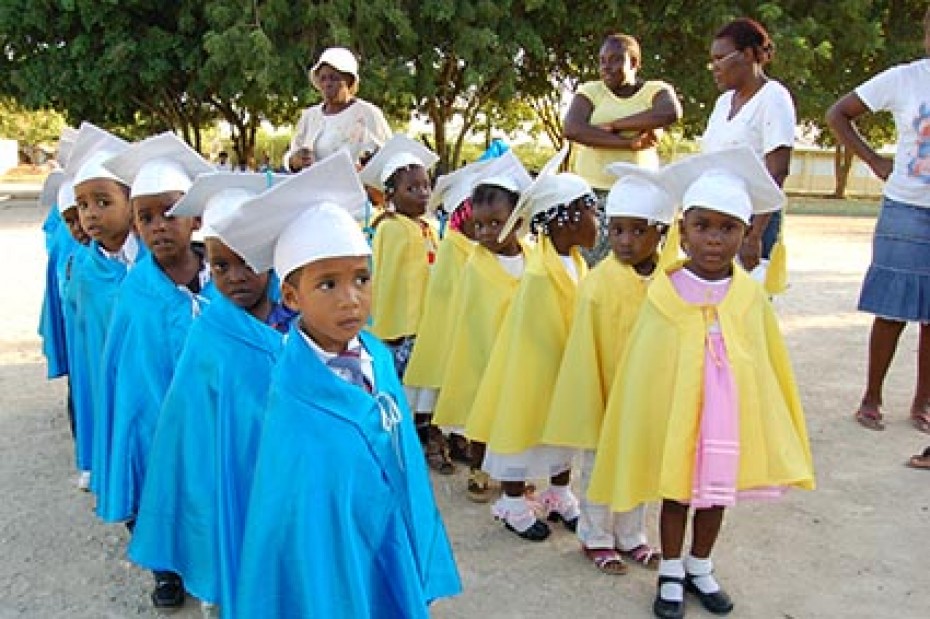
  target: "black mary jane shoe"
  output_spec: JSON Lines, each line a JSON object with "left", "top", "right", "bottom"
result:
{"left": 546, "top": 511, "right": 579, "bottom": 532}
{"left": 504, "top": 518, "right": 550, "bottom": 542}
{"left": 653, "top": 575, "right": 685, "bottom": 619}
{"left": 151, "top": 572, "right": 185, "bottom": 609}
{"left": 685, "top": 574, "right": 734, "bottom": 615}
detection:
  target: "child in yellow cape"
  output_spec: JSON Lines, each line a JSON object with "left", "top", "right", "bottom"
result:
{"left": 464, "top": 152, "right": 600, "bottom": 542}
{"left": 361, "top": 135, "right": 440, "bottom": 452}
{"left": 587, "top": 148, "right": 814, "bottom": 619}
{"left": 430, "top": 154, "right": 534, "bottom": 502}
{"left": 403, "top": 152, "right": 531, "bottom": 474}
{"left": 542, "top": 162, "right": 675, "bottom": 575}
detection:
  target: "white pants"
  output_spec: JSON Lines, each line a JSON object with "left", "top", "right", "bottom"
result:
{"left": 404, "top": 386, "right": 438, "bottom": 415}
{"left": 577, "top": 449, "right": 648, "bottom": 551}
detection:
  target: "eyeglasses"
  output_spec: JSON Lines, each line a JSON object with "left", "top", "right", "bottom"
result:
{"left": 706, "top": 49, "right": 741, "bottom": 70}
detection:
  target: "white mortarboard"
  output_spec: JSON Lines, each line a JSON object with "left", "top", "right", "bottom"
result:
{"left": 57, "top": 127, "right": 79, "bottom": 168}
{"left": 604, "top": 163, "right": 677, "bottom": 225}
{"left": 66, "top": 122, "right": 130, "bottom": 187}
{"left": 662, "top": 147, "right": 784, "bottom": 225}
{"left": 497, "top": 145, "right": 583, "bottom": 242}
{"left": 427, "top": 159, "right": 492, "bottom": 214}
{"left": 358, "top": 134, "right": 439, "bottom": 192}
{"left": 473, "top": 150, "right": 533, "bottom": 194}
{"left": 211, "top": 150, "right": 370, "bottom": 279}
{"left": 103, "top": 132, "right": 214, "bottom": 199}
{"left": 310, "top": 47, "right": 359, "bottom": 90}
{"left": 40, "top": 170, "right": 66, "bottom": 209}
{"left": 57, "top": 177, "right": 76, "bottom": 214}
{"left": 169, "top": 172, "right": 285, "bottom": 240}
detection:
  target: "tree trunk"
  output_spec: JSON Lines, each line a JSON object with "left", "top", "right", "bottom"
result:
{"left": 832, "top": 144, "right": 855, "bottom": 198}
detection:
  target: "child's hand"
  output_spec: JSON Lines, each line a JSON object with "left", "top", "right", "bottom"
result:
{"left": 739, "top": 235, "right": 762, "bottom": 272}
{"left": 288, "top": 147, "right": 314, "bottom": 173}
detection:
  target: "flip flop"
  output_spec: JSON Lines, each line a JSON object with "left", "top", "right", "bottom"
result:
{"left": 910, "top": 410, "right": 930, "bottom": 434}
{"left": 855, "top": 405, "right": 885, "bottom": 431}
{"left": 906, "top": 446, "right": 930, "bottom": 470}
{"left": 618, "top": 544, "right": 662, "bottom": 570}
{"left": 582, "top": 546, "right": 628, "bottom": 575}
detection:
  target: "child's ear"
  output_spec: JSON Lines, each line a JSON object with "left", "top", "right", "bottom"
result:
{"left": 280, "top": 279, "right": 301, "bottom": 312}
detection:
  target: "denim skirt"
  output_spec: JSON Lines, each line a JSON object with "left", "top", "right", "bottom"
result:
{"left": 858, "top": 196, "right": 930, "bottom": 321}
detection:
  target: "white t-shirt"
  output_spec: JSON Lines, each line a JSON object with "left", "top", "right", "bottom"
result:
{"left": 856, "top": 58, "right": 930, "bottom": 207}
{"left": 701, "top": 80, "right": 796, "bottom": 160}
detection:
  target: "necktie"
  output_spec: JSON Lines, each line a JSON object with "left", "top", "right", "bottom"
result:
{"left": 328, "top": 350, "right": 372, "bottom": 393}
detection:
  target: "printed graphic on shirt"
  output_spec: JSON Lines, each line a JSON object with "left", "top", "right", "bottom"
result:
{"left": 908, "top": 102, "right": 930, "bottom": 182}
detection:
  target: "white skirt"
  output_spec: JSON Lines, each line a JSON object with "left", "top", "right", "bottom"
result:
{"left": 482, "top": 445, "right": 573, "bottom": 482}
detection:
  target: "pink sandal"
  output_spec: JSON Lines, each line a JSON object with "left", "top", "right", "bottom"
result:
{"left": 618, "top": 544, "right": 661, "bottom": 569}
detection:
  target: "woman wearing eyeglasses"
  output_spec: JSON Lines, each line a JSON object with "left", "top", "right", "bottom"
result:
{"left": 701, "top": 18, "right": 795, "bottom": 288}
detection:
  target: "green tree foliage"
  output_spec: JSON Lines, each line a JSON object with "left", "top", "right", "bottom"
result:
{"left": 0, "top": 96, "right": 66, "bottom": 162}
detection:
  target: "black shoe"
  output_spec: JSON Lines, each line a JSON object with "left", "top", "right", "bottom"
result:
{"left": 504, "top": 518, "right": 550, "bottom": 541}
{"left": 653, "top": 575, "right": 685, "bottom": 619}
{"left": 546, "top": 510, "right": 579, "bottom": 532}
{"left": 685, "top": 574, "right": 733, "bottom": 615}
{"left": 151, "top": 572, "right": 185, "bottom": 609}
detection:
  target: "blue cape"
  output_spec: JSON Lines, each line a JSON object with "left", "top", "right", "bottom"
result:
{"left": 38, "top": 217, "right": 80, "bottom": 379}
{"left": 128, "top": 293, "right": 285, "bottom": 607}
{"left": 65, "top": 240, "right": 142, "bottom": 474}
{"left": 95, "top": 252, "right": 214, "bottom": 523}
{"left": 233, "top": 328, "right": 461, "bottom": 618}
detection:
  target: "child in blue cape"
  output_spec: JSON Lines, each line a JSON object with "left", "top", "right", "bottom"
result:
{"left": 127, "top": 172, "right": 294, "bottom": 617}
{"left": 94, "top": 132, "right": 215, "bottom": 609}
{"left": 216, "top": 150, "right": 461, "bottom": 618}
{"left": 62, "top": 123, "right": 136, "bottom": 493}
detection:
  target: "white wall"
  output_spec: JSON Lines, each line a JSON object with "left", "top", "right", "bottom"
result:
{"left": 0, "top": 140, "right": 17, "bottom": 175}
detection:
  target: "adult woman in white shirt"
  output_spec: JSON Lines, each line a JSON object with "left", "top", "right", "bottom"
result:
{"left": 702, "top": 18, "right": 795, "bottom": 274}
{"left": 827, "top": 8, "right": 930, "bottom": 436}
{"left": 285, "top": 47, "right": 392, "bottom": 173}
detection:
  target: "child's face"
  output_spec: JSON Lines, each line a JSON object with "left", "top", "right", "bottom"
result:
{"left": 472, "top": 196, "right": 521, "bottom": 256}
{"left": 75, "top": 179, "right": 133, "bottom": 252}
{"left": 61, "top": 207, "right": 90, "bottom": 245}
{"left": 281, "top": 255, "right": 372, "bottom": 354}
{"left": 205, "top": 237, "right": 270, "bottom": 317}
{"left": 133, "top": 192, "right": 199, "bottom": 266}
{"left": 608, "top": 216, "right": 661, "bottom": 273}
{"left": 549, "top": 196, "right": 599, "bottom": 254}
{"left": 679, "top": 207, "right": 746, "bottom": 281}
{"left": 390, "top": 166, "right": 431, "bottom": 218}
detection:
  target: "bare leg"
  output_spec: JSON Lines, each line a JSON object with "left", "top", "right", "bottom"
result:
{"left": 659, "top": 499, "right": 688, "bottom": 559}
{"left": 690, "top": 506, "right": 724, "bottom": 559}
{"left": 858, "top": 317, "right": 906, "bottom": 429}
{"left": 910, "top": 324, "right": 930, "bottom": 432}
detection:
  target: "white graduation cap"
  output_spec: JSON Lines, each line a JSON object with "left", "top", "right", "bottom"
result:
{"left": 168, "top": 172, "right": 285, "bottom": 240}
{"left": 103, "top": 132, "right": 214, "bottom": 199}
{"left": 604, "top": 162, "right": 677, "bottom": 225}
{"left": 57, "top": 127, "right": 79, "bottom": 169}
{"left": 497, "top": 145, "right": 583, "bottom": 242}
{"left": 358, "top": 134, "right": 439, "bottom": 192}
{"left": 211, "top": 150, "right": 370, "bottom": 279}
{"left": 662, "top": 147, "right": 784, "bottom": 225}
{"left": 57, "top": 177, "right": 76, "bottom": 214}
{"left": 473, "top": 150, "right": 533, "bottom": 194}
{"left": 66, "top": 122, "right": 130, "bottom": 187}
{"left": 427, "top": 159, "right": 491, "bottom": 214}
{"left": 40, "top": 170, "right": 66, "bottom": 209}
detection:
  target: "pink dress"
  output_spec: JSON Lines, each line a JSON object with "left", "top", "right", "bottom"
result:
{"left": 669, "top": 268, "right": 786, "bottom": 508}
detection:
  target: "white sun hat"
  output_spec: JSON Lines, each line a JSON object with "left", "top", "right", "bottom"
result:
{"left": 309, "top": 47, "right": 359, "bottom": 91}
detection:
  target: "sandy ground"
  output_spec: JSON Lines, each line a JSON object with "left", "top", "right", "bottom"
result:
{"left": 0, "top": 198, "right": 927, "bottom": 619}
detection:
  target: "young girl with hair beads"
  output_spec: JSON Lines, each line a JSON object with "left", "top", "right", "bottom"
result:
{"left": 361, "top": 135, "right": 445, "bottom": 463}
{"left": 465, "top": 150, "right": 600, "bottom": 541}
{"left": 542, "top": 163, "right": 674, "bottom": 574}
{"left": 588, "top": 148, "right": 814, "bottom": 618}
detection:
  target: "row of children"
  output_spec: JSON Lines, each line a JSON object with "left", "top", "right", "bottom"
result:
{"left": 38, "top": 119, "right": 814, "bottom": 618}
{"left": 362, "top": 137, "right": 816, "bottom": 618}
{"left": 37, "top": 124, "right": 459, "bottom": 617}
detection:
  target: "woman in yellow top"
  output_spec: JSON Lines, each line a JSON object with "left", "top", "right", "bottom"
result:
{"left": 362, "top": 135, "right": 440, "bottom": 450}
{"left": 542, "top": 164, "right": 675, "bottom": 575}
{"left": 465, "top": 166, "right": 599, "bottom": 542}
{"left": 564, "top": 33, "right": 682, "bottom": 189}
{"left": 587, "top": 149, "right": 814, "bottom": 619}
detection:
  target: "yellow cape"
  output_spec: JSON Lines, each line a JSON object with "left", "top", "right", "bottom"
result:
{"left": 371, "top": 214, "right": 437, "bottom": 340}
{"left": 587, "top": 263, "right": 815, "bottom": 513}
{"left": 403, "top": 230, "right": 474, "bottom": 388}
{"left": 542, "top": 256, "right": 649, "bottom": 450}
{"left": 464, "top": 237, "right": 587, "bottom": 453}
{"left": 431, "top": 242, "right": 527, "bottom": 428}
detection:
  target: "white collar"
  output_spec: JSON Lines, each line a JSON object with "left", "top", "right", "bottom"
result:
{"left": 98, "top": 233, "right": 140, "bottom": 267}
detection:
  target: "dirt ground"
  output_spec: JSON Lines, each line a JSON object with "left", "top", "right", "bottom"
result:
{"left": 0, "top": 198, "right": 926, "bottom": 619}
